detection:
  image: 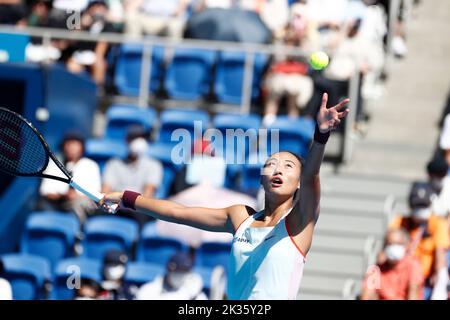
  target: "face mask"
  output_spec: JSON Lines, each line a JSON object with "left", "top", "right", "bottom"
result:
{"left": 384, "top": 244, "right": 406, "bottom": 262}
{"left": 104, "top": 265, "right": 125, "bottom": 281}
{"left": 129, "top": 138, "right": 148, "bottom": 157}
{"left": 167, "top": 271, "right": 187, "bottom": 290}
{"left": 411, "top": 207, "right": 432, "bottom": 220}
{"left": 430, "top": 178, "right": 444, "bottom": 193}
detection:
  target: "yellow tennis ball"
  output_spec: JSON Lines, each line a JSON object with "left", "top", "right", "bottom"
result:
{"left": 310, "top": 51, "right": 329, "bottom": 70}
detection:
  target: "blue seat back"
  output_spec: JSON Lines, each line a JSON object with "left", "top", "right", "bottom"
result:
{"left": 114, "top": 44, "right": 164, "bottom": 96}
{"left": 1, "top": 254, "right": 51, "bottom": 300}
{"left": 20, "top": 211, "right": 80, "bottom": 270}
{"left": 0, "top": 33, "right": 30, "bottom": 63}
{"left": 196, "top": 242, "right": 231, "bottom": 273}
{"left": 165, "top": 48, "right": 216, "bottom": 100}
{"left": 82, "top": 216, "right": 139, "bottom": 260}
{"left": 85, "top": 139, "right": 128, "bottom": 173}
{"left": 237, "top": 163, "right": 263, "bottom": 196}
{"left": 214, "top": 52, "right": 268, "bottom": 104}
{"left": 125, "top": 262, "right": 165, "bottom": 287}
{"left": 105, "top": 104, "right": 157, "bottom": 141}
{"left": 53, "top": 257, "right": 102, "bottom": 300}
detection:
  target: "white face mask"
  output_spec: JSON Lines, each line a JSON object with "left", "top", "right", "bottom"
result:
{"left": 129, "top": 138, "right": 148, "bottom": 157}
{"left": 411, "top": 207, "right": 432, "bottom": 220}
{"left": 104, "top": 265, "right": 126, "bottom": 281}
{"left": 384, "top": 244, "right": 406, "bottom": 262}
{"left": 167, "top": 272, "right": 187, "bottom": 290}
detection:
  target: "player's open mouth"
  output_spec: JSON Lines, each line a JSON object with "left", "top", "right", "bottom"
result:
{"left": 270, "top": 176, "right": 283, "bottom": 188}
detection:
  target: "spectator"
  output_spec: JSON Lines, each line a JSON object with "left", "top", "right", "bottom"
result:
{"left": 439, "top": 114, "right": 450, "bottom": 170}
{"left": 389, "top": 182, "right": 449, "bottom": 300}
{"left": 361, "top": 228, "right": 423, "bottom": 300}
{"left": 61, "top": 0, "right": 119, "bottom": 85}
{"left": 136, "top": 251, "right": 207, "bottom": 300}
{"left": 262, "top": 2, "right": 319, "bottom": 126}
{"left": 0, "top": 0, "right": 27, "bottom": 25}
{"left": 426, "top": 157, "right": 450, "bottom": 218}
{"left": 74, "top": 278, "right": 101, "bottom": 300}
{"left": 103, "top": 125, "right": 163, "bottom": 198}
{"left": 124, "top": 0, "right": 190, "bottom": 38}
{"left": 49, "top": 0, "right": 90, "bottom": 28}
{"left": 39, "top": 131, "right": 102, "bottom": 223}
{"left": 101, "top": 249, "right": 134, "bottom": 300}
{"left": 27, "top": 0, "right": 52, "bottom": 27}
{"left": 0, "top": 258, "right": 13, "bottom": 300}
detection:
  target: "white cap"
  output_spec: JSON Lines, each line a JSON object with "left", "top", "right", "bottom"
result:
{"left": 439, "top": 114, "right": 450, "bottom": 150}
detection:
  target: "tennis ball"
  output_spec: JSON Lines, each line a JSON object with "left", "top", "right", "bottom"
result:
{"left": 310, "top": 51, "right": 329, "bottom": 70}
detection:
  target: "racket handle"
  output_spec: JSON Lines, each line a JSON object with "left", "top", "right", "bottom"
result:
{"left": 69, "top": 180, "right": 119, "bottom": 213}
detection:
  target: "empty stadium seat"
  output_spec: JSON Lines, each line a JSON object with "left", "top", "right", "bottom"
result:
{"left": 137, "top": 222, "right": 188, "bottom": 266}
{"left": 125, "top": 261, "right": 165, "bottom": 287}
{"left": 1, "top": 253, "right": 51, "bottom": 300}
{"left": 114, "top": 44, "right": 164, "bottom": 96}
{"left": 195, "top": 241, "right": 231, "bottom": 273}
{"left": 52, "top": 257, "right": 102, "bottom": 300}
{"left": 85, "top": 138, "right": 128, "bottom": 173}
{"left": 20, "top": 211, "right": 80, "bottom": 270}
{"left": 164, "top": 48, "right": 216, "bottom": 100}
{"left": 266, "top": 116, "right": 315, "bottom": 158}
{"left": 0, "top": 33, "right": 30, "bottom": 63}
{"left": 104, "top": 104, "right": 157, "bottom": 142}
{"left": 157, "top": 108, "right": 210, "bottom": 144}
{"left": 214, "top": 52, "right": 268, "bottom": 105}
{"left": 236, "top": 163, "right": 263, "bottom": 197}
{"left": 82, "top": 216, "right": 139, "bottom": 260}
{"left": 147, "top": 142, "right": 183, "bottom": 199}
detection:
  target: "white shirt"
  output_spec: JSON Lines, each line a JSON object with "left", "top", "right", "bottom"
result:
{"left": 0, "top": 278, "right": 12, "bottom": 300}
{"left": 136, "top": 274, "right": 207, "bottom": 300}
{"left": 40, "top": 157, "right": 101, "bottom": 196}
{"left": 432, "top": 176, "right": 450, "bottom": 217}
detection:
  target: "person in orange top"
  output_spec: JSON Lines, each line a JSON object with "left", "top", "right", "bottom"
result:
{"left": 361, "top": 228, "right": 424, "bottom": 300}
{"left": 389, "top": 182, "right": 449, "bottom": 300}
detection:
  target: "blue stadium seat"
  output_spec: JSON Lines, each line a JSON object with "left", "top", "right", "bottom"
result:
{"left": 20, "top": 211, "right": 80, "bottom": 271}
{"left": 82, "top": 216, "right": 139, "bottom": 260}
{"left": 137, "top": 222, "right": 188, "bottom": 266}
{"left": 114, "top": 44, "right": 164, "bottom": 96}
{"left": 267, "top": 116, "right": 315, "bottom": 158}
{"left": 52, "top": 257, "right": 102, "bottom": 300}
{"left": 158, "top": 108, "right": 210, "bottom": 145}
{"left": 147, "top": 142, "right": 183, "bottom": 199}
{"left": 105, "top": 104, "right": 157, "bottom": 142}
{"left": 125, "top": 261, "right": 165, "bottom": 287}
{"left": 164, "top": 48, "right": 216, "bottom": 100}
{"left": 195, "top": 241, "right": 231, "bottom": 273}
{"left": 1, "top": 254, "right": 51, "bottom": 300}
{"left": 0, "top": 33, "right": 30, "bottom": 63}
{"left": 237, "top": 163, "right": 263, "bottom": 197}
{"left": 85, "top": 138, "right": 128, "bottom": 173}
{"left": 214, "top": 52, "right": 268, "bottom": 105}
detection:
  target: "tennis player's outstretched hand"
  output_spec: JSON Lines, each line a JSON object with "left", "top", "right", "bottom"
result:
{"left": 317, "top": 93, "right": 350, "bottom": 132}
{"left": 99, "top": 192, "right": 123, "bottom": 213}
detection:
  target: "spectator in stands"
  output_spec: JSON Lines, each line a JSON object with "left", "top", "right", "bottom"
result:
{"left": 361, "top": 228, "right": 423, "bottom": 300}
{"left": 136, "top": 251, "right": 207, "bottom": 300}
{"left": 74, "top": 278, "right": 101, "bottom": 300}
{"left": 49, "top": 0, "right": 89, "bottom": 28}
{"left": 60, "top": 0, "right": 118, "bottom": 85}
{"left": 27, "top": 0, "right": 52, "bottom": 27}
{"left": 0, "top": 258, "right": 13, "bottom": 300}
{"left": 0, "top": 0, "right": 27, "bottom": 25}
{"left": 39, "top": 131, "right": 102, "bottom": 223}
{"left": 124, "top": 0, "right": 190, "bottom": 38}
{"left": 262, "top": 2, "right": 319, "bottom": 126}
{"left": 439, "top": 114, "right": 450, "bottom": 171}
{"left": 103, "top": 125, "right": 163, "bottom": 198}
{"left": 427, "top": 157, "right": 450, "bottom": 218}
{"left": 101, "top": 249, "right": 134, "bottom": 300}
{"left": 389, "top": 182, "right": 449, "bottom": 300}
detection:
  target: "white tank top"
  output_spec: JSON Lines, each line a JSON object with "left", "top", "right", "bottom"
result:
{"left": 227, "top": 210, "right": 306, "bottom": 300}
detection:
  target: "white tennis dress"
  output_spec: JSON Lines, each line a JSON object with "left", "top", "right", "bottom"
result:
{"left": 227, "top": 210, "right": 306, "bottom": 300}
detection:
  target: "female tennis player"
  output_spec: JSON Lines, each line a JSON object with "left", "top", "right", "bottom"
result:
{"left": 100, "top": 93, "right": 350, "bottom": 300}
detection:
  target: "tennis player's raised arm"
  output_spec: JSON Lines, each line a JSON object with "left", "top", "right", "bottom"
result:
{"left": 298, "top": 93, "right": 350, "bottom": 224}
{"left": 99, "top": 192, "right": 247, "bottom": 234}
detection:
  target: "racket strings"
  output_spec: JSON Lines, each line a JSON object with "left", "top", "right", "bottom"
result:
{"left": 0, "top": 110, "right": 47, "bottom": 175}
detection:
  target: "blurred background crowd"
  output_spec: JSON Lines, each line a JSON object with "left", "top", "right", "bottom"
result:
{"left": 1, "top": 0, "right": 450, "bottom": 301}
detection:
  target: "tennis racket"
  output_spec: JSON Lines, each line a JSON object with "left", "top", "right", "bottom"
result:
{"left": 0, "top": 107, "right": 116, "bottom": 210}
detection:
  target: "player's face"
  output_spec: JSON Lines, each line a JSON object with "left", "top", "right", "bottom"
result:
{"left": 261, "top": 152, "right": 301, "bottom": 198}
